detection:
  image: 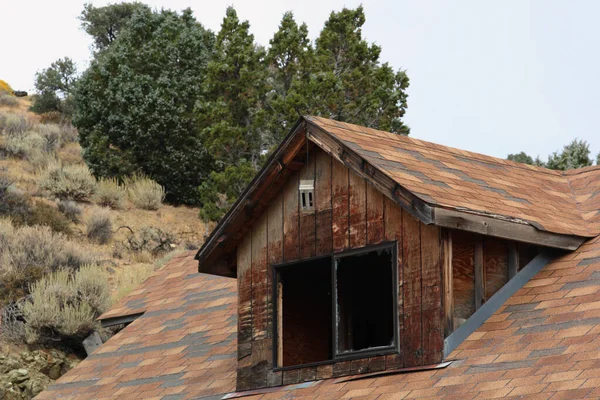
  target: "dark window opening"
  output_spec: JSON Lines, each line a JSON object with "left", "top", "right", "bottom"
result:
{"left": 279, "top": 257, "right": 332, "bottom": 367}
{"left": 274, "top": 242, "right": 398, "bottom": 370}
{"left": 336, "top": 248, "right": 394, "bottom": 354}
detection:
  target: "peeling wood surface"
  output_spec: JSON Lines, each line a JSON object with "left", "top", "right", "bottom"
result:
{"left": 366, "top": 183, "right": 385, "bottom": 245}
{"left": 237, "top": 233, "right": 253, "bottom": 345}
{"left": 299, "top": 151, "right": 316, "bottom": 259}
{"left": 402, "top": 210, "right": 422, "bottom": 367}
{"left": 315, "top": 150, "right": 333, "bottom": 256}
{"left": 332, "top": 160, "right": 349, "bottom": 252}
{"left": 421, "top": 223, "right": 443, "bottom": 365}
{"left": 251, "top": 213, "right": 268, "bottom": 341}
{"left": 283, "top": 171, "right": 300, "bottom": 262}
{"left": 348, "top": 169, "right": 367, "bottom": 249}
{"left": 484, "top": 238, "right": 508, "bottom": 300}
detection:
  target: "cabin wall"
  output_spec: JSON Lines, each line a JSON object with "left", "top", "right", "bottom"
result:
{"left": 235, "top": 148, "right": 444, "bottom": 391}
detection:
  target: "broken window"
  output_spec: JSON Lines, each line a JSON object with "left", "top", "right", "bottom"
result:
{"left": 274, "top": 243, "right": 398, "bottom": 369}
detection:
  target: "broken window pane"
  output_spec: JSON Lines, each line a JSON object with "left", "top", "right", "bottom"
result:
{"left": 335, "top": 247, "right": 394, "bottom": 354}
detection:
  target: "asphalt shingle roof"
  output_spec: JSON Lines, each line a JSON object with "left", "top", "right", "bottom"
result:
{"left": 39, "top": 118, "right": 600, "bottom": 399}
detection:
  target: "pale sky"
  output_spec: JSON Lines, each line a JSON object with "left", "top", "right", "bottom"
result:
{"left": 2, "top": 0, "right": 599, "bottom": 161}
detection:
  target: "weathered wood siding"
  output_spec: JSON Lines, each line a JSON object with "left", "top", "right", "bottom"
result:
{"left": 236, "top": 148, "right": 445, "bottom": 391}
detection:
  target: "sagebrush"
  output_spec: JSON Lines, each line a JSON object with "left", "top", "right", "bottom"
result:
{"left": 125, "top": 175, "right": 165, "bottom": 210}
{"left": 94, "top": 177, "right": 125, "bottom": 209}
{"left": 39, "top": 163, "right": 96, "bottom": 200}
{"left": 86, "top": 207, "right": 113, "bottom": 244}
{"left": 23, "top": 265, "right": 110, "bottom": 345}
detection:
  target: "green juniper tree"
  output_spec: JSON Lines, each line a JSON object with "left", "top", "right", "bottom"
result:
{"left": 30, "top": 57, "right": 78, "bottom": 116}
{"left": 80, "top": 2, "right": 151, "bottom": 51}
{"left": 74, "top": 8, "right": 215, "bottom": 204}
{"left": 507, "top": 139, "right": 594, "bottom": 170}
{"left": 197, "top": 7, "right": 269, "bottom": 221}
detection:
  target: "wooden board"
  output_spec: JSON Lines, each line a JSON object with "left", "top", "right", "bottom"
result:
{"left": 484, "top": 238, "right": 508, "bottom": 300}
{"left": 237, "top": 232, "right": 253, "bottom": 345}
{"left": 442, "top": 230, "right": 453, "bottom": 337}
{"left": 384, "top": 198, "right": 403, "bottom": 367}
{"left": 299, "top": 151, "right": 316, "bottom": 259}
{"left": 348, "top": 169, "right": 367, "bottom": 249}
{"left": 452, "top": 230, "right": 475, "bottom": 326}
{"left": 283, "top": 171, "right": 299, "bottom": 262}
{"left": 474, "top": 238, "right": 484, "bottom": 310}
{"left": 401, "top": 209, "right": 422, "bottom": 367}
{"left": 267, "top": 193, "right": 284, "bottom": 341}
{"left": 420, "top": 223, "right": 443, "bottom": 365}
{"left": 366, "top": 182, "right": 385, "bottom": 245}
{"left": 315, "top": 150, "right": 333, "bottom": 256}
{"left": 251, "top": 212, "right": 268, "bottom": 341}
{"left": 332, "top": 161, "right": 349, "bottom": 252}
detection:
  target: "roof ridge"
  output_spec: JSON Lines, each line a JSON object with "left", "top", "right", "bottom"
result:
{"left": 306, "top": 116, "right": 564, "bottom": 177}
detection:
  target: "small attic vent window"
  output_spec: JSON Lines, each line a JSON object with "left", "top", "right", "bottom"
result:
{"left": 299, "top": 180, "right": 314, "bottom": 211}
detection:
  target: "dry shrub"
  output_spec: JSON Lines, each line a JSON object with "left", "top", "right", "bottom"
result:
{"left": 26, "top": 148, "right": 56, "bottom": 170}
{"left": 2, "top": 132, "right": 45, "bottom": 158}
{"left": 59, "top": 123, "right": 79, "bottom": 144}
{"left": 113, "top": 264, "right": 155, "bottom": 303}
{"left": 125, "top": 175, "right": 165, "bottom": 210}
{"left": 27, "top": 201, "right": 72, "bottom": 234}
{"left": 39, "top": 111, "right": 63, "bottom": 124}
{"left": 3, "top": 114, "right": 31, "bottom": 136}
{"left": 0, "top": 94, "right": 18, "bottom": 107}
{"left": 120, "top": 226, "right": 176, "bottom": 256}
{"left": 0, "top": 219, "right": 96, "bottom": 302}
{"left": 57, "top": 142, "right": 83, "bottom": 165}
{"left": 22, "top": 265, "right": 110, "bottom": 344}
{"left": 39, "top": 162, "right": 96, "bottom": 200}
{"left": 57, "top": 200, "right": 82, "bottom": 223}
{"left": 38, "top": 123, "right": 62, "bottom": 152}
{"left": 94, "top": 177, "right": 126, "bottom": 209}
{"left": 86, "top": 207, "right": 113, "bottom": 244}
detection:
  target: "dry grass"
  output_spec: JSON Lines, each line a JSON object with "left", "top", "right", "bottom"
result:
{"left": 0, "top": 99, "right": 208, "bottom": 338}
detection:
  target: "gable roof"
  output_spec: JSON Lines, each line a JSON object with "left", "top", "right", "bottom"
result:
{"left": 196, "top": 116, "right": 597, "bottom": 277}
{"left": 40, "top": 236, "right": 600, "bottom": 399}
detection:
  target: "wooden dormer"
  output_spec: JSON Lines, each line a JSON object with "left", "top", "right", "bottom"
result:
{"left": 195, "top": 117, "right": 588, "bottom": 392}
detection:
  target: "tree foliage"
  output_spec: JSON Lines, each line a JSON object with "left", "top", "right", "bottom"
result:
{"left": 73, "top": 7, "right": 215, "bottom": 204}
{"left": 507, "top": 139, "right": 595, "bottom": 170}
{"left": 75, "top": 5, "right": 411, "bottom": 216}
{"left": 31, "top": 58, "right": 78, "bottom": 116}
{"left": 80, "top": 2, "right": 150, "bottom": 51}
{"left": 197, "top": 7, "right": 411, "bottom": 221}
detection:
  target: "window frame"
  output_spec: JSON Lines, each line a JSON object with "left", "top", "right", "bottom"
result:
{"left": 272, "top": 241, "right": 399, "bottom": 371}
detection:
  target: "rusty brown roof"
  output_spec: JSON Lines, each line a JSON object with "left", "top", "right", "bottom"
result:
{"left": 40, "top": 237, "right": 600, "bottom": 399}
{"left": 307, "top": 116, "right": 599, "bottom": 238}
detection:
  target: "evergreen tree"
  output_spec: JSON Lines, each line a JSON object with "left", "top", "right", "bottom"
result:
{"left": 507, "top": 152, "right": 534, "bottom": 165}
{"left": 80, "top": 2, "right": 150, "bottom": 51}
{"left": 197, "top": 7, "right": 268, "bottom": 221}
{"left": 31, "top": 57, "right": 78, "bottom": 116}
{"left": 545, "top": 139, "right": 593, "bottom": 170}
{"left": 264, "top": 12, "right": 313, "bottom": 146}
{"left": 74, "top": 8, "right": 215, "bottom": 204}
{"left": 311, "top": 6, "right": 410, "bottom": 133}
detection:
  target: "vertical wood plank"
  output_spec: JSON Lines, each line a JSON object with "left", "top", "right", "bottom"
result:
{"left": 266, "top": 193, "right": 283, "bottom": 339}
{"left": 315, "top": 150, "right": 333, "bottom": 256}
{"left": 251, "top": 213, "right": 268, "bottom": 341}
{"left": 366, "top": 183, "right": 385, "bottom": 245}
{"left": 299, "top": 152, "right": 316, "bottom": 259}
{"left": 508, "top": 241, "right": 518, "bottom": 279}
{"left": 332, "top": 161, "right": 349, "bottom": 252}
{"left": 237, "top": 232, "right": 253, "bottom": 345}
{"left": 277, "top": 280, "right": 283, "bottom": 367}
{"left": 484, "top": 238, "right": 508, "bottom": 300}
{"left": 384, "top": 198, "right": 403, "bottom": 368}
{"left": 402, "top": 209, "right": 422, "bottom": 367}
{"left": 420, "top": 223, "right": 443, "bottom": 365}
{"left": 283, "top": 171, "right": 299, "bottom": 261}
{"left": 474, "top": 238, "right": 484, "bottom": 310}
{"left": 348, "top": 169, "right": 367, "bottom": 249}
{"left": 443, "top": 230, "right": 454, "bottom": 337}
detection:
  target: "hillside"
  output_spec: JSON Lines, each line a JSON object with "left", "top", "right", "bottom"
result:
{"left": 0, "top": 95, "right": 210, "bottom": 398}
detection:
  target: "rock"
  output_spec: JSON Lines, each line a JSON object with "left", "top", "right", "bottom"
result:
{"left": 6, "top": 368, "right": 29, "bottom": 384}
